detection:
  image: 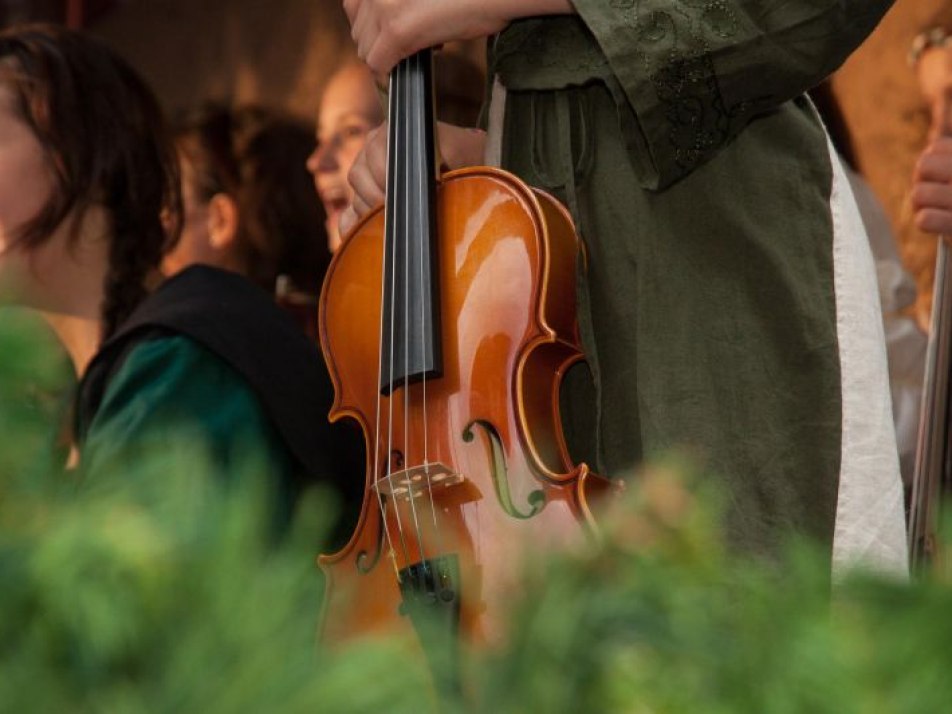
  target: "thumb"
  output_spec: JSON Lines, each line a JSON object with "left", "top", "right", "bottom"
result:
{"left": 339, "top": 206, "right": 358, "bottom": 237}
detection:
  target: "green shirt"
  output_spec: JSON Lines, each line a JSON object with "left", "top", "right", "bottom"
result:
{"left": 81, "top": 335, "right": 297, "bottom": 524}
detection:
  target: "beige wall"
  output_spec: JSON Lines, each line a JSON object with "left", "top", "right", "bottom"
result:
{"left": 90, "top": 0, "right": 355, "bottom": 122}
{"left": 90, "top": 0, "right": 486, "bottom": 126}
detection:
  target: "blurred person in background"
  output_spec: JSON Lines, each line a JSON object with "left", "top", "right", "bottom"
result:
{"left": 307, "top": 51, "right": 485, "bottom": 252}
{"left": 164, "top": 103, "right": 331, "bottom": 340}
{"left": 913, "top": 139, "right": 952, "bottom": 236}
{"left": 0, "top": 24, "right": 357, "bottom": 533}
{"left": 816, "top": 7, "right": 952, "bottom": 499}
{"left": 164, "top": 103, "right": 330, "bottom": 300}
{"left": 307, "top": 62, "right": 381, "bottom": 253}
{"left": 163, "top": 101, "right": 364, "bottom": 524}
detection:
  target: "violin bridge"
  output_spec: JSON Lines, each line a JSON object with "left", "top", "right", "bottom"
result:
{"left": 374, "top": 462, "right": 463, "bottom": 501}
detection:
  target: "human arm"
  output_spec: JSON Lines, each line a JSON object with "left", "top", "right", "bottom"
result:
{"left": 911, "top": 138, "right": 952, "bottom": 237}
{"left": 344, "top": 0, "right": 573, "bottom": 76}
{"left": 350, "top": 0, "right": 894, "bottom": 191}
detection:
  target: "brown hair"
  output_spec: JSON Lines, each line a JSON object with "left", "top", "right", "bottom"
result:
{"left": 0, "top": 24, "right": 182, "bottom": 339}
{"left": 174, "top": 103, "right": 330, "bottom": 293}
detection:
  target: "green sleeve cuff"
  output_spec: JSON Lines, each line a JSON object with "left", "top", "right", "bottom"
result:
{"left": 571, "top": 0, "right": 892, "bottom": 188}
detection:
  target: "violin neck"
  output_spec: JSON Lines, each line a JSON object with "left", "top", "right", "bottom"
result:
{"left": 380, "top": 48, "right": 443, "bottom": 396}
{"left": 910, "top": 235, "right": 952, "bottom": 569}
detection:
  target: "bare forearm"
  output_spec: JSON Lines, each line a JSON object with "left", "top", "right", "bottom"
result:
{"left": 344, "top": 0, "right": 577, "bottom": 76}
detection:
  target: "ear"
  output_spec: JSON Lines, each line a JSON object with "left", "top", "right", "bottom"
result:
{"left": 206, "top": 193, "right": 239, "bottom": 251}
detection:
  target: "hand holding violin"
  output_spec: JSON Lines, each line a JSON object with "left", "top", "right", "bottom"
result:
{"left": 912, "top": 137, "right": 952, "bottom": 236}
{"left": 343, "top": 0, "right": 574, "bottom": 75}
{"left": 912, "top": 42, "right": 952, "bottom": 237}
{"left": 340, "top": 121, "right": 487, "bottom": 234}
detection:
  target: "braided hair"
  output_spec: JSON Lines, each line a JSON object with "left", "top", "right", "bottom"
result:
{"left": 0, "top": 24, "right": 182, "bottom": 340}
{"left": 174, "top": 103, "right": 330, "bottom": 293}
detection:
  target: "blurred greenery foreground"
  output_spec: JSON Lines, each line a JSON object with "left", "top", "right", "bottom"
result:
{"left": 0, "top": 308, "right": 949, "bottom": 714}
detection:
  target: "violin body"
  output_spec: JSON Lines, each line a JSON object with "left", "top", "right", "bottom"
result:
{"left": 318, "top": 166, "right": 607, "bottom": 647}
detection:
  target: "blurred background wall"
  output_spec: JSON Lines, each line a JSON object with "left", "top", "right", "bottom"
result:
{"left": 89, "top": 0, "right": 354, "bottom": 121}
{"left": 0, "top": 0, "right": 483, "bottom": 123}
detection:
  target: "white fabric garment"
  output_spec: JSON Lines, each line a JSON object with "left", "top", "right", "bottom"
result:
{"left": 484, "top": 77, "right": 506, "bottom": 168}
{"left": 828, "top": 140, "right": 910, "bottom": 579}
{"left": 844, "top": 166, "right": 926, "bottom": 487}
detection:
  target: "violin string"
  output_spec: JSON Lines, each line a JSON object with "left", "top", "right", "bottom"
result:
{"left": 386, "top": 62, "right": 412, "bottom": 570}
{"left": 373, "top": 70, "right": 402, "bottom": 582}
{"left": 401, "top": 51, "right": 428, "bottom": 570}
{"left": 417, "top": 49, "right": 444, "bottom": 556}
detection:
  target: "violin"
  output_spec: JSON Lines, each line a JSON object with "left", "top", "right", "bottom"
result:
{"left": 317, "top": 48, "right": 610, "bottom": 675}
{"left": 909, "top": 234, "right": 952, "bottom": 571}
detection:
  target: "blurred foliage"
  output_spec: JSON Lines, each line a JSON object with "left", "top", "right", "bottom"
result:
{"left": 0, "top": 309, "right": 434, "bottom": 713}
{"left": 0, "top": 309, "right": 72, "bottom": 483}
{"left": 464, "top": 463, "right": 952, "bottom": 714}
{"left": 0, "top": 308, "right": 950, "bottom": 713}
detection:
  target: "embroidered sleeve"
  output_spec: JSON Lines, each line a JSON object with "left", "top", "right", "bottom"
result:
{"left": 572, "top": 0, "right": 893, "bottom": 188}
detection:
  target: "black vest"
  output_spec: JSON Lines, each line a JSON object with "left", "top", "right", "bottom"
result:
{"left": 76, "top": 265, "right": 364, "bottom": 513}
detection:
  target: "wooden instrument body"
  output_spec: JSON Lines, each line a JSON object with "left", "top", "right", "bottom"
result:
{"left": 318, "top": 166, "right": 605, "bottom": 645}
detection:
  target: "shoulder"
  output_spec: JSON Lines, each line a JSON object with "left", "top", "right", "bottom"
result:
{"left": 78, "top": 265, "right": 360, "bottom": 489}
{"left": 92, "top": 333, "right": 271, "bottom": 437}
{"left": 101, "top": 333, "right": 265, "bottom": 417}
{"left": 82, "top": 333, "right": 286, "bottom": 475}
{"left": 117, "top": 264, "right": 300, "bottom": 344}
{"left": 78, "top": 265, "right": 321, "bottom": 450}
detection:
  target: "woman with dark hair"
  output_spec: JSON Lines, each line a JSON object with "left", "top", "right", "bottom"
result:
{"left": 164, "top": 103, "right": 333, "bottom": 341}
{"left": 163, "top": 103, "right": 331, "bottom": 298}
{"left": 0, "top": 24, "right": 360, "bottom": 528}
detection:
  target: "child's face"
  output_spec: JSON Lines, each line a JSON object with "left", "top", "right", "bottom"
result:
{"left": 307, "top": 64, "right": 383, "bottom": 253}
{"left": 0, "top": 85, "right": 58, "bottom": 303}
{"left": 0, "top": 86, "right": 54, "bottom": 258}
